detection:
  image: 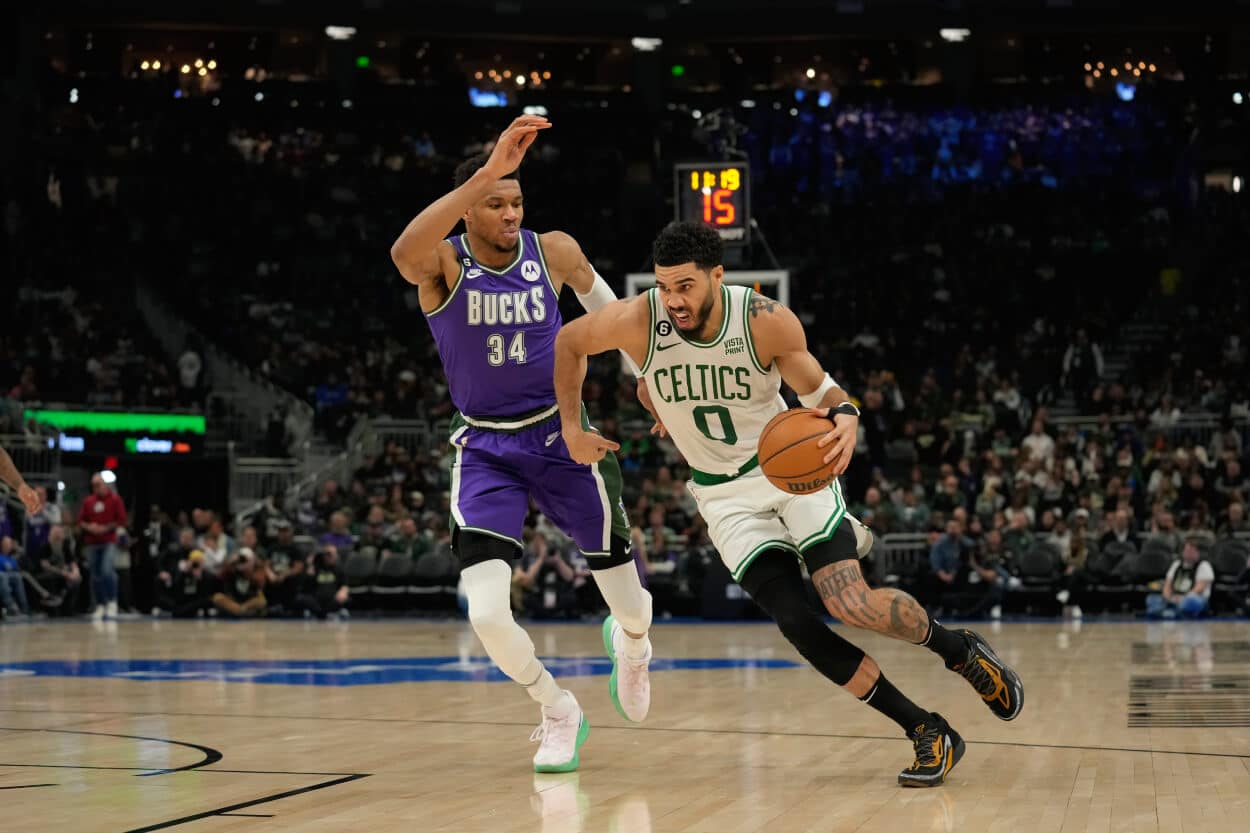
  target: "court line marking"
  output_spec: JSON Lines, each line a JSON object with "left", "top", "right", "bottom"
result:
{"left": 3, "top": 708, "right": 1248, "bottom": 761}
{"left": 0, "top": 783, "right": 57, "bottom": 789}
{"left": 0, "top": 726, "right": 221, "bottom": 776}
{"left": 121, "top": 773, "right": 370, "bottom": 833}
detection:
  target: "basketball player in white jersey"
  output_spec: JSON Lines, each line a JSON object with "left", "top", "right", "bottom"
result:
{"left": 553, "top": 221, "right": 1023, "bottom": 786}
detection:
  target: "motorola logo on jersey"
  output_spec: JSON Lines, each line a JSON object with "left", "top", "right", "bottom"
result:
{"left": 656, "top": 320, "right": 673, "bottom": 337}
{"left": 521, "top": 260, "right": 542, "bottom": 282}
{"left": 466, "top": 286, "right": 548, "bottom": 326}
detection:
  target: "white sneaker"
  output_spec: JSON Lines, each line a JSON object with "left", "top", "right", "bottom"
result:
{"left": 603, "top": 616, "right": 651, "bottom": 722}
{"left": 1071, "top": 605, "right": 1083, "bottom": 620}
{"left": 989, "top": 604, "right": 1002, "bottom": 620}
{"left": 106, "top": 601, "right": 119, "bottom": 619}
{"left": 91, "top": 605, "right": 105, "bottom": 621}
{"left": 530, "top": 693, "right": 589, "bottom": 773}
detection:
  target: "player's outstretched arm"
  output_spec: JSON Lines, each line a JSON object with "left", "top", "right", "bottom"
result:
{"left": 0, "top": 446, "right": 42, "bottom": 515}
{"left": 389, "top": 115, "right": 550, "bottom": 285}
{"left": 553, "top": 296, "right": 650, "bottom": 465}
{"left": 746, "top": 293, "right": 858, "bottom": 475}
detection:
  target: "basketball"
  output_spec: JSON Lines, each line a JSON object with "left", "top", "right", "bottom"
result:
{"left": 757, "top": 408, "right": 837, "bottom": 495}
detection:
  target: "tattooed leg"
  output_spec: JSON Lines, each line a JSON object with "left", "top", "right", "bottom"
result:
{"left": 811, "top": 559, "right": 931, "bottom": 644}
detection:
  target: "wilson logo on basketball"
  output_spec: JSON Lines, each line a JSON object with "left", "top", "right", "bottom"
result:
{"left": 786, "top": 474, "right": 833, "bottom": 493}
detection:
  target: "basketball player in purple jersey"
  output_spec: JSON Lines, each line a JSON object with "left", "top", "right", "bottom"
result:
{"left": 390, "top": 116, "right": 652, "bottom": 773}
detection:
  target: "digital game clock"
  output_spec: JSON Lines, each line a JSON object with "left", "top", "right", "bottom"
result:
{"left": 673, "top": 162, "right": 751, "bottom": 245}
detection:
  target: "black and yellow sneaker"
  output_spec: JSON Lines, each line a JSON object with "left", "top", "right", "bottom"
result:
{"left": 899, "top": 713, "right": 965, "bottom": 787}
{"left": 949, "top": 629, "right": 1024, "bottom": 721}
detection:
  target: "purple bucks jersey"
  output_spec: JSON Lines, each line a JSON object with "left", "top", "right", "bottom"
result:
{"left": 424, "top": 229, "right": 558, "bottom": 418}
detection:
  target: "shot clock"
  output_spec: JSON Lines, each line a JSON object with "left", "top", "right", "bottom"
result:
{"left": 673, "top": 162, "right": 750, "bottom": 245}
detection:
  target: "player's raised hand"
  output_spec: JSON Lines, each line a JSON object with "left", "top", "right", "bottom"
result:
{"left": 635, "top": 378, "right": 667, "bottom": 438}
{"left": 563, "top": 426, "right": 620, "bottom": 466}
{"left": 18, "top": 483, "right": 43, "bottom": 516}
{"left": 482, "top": 115, "right": 551, "bottom": 179}
{"left": 815, "top": 408, "right": 858, "bottom": 475}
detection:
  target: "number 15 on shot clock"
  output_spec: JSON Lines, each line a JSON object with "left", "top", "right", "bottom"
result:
{"left": 673, "top": 162, "right": 751, "bottom": 245}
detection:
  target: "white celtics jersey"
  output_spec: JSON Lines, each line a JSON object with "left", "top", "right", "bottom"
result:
{"left": 639, "top": 284, "right": 786, "bottom": 478}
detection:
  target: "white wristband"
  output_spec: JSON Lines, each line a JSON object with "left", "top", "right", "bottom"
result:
{"left": 798, "top": 373, "right": 838, "bottom": 409}
{"left": 574, "top": 269, "right": 617, "bottom": 312}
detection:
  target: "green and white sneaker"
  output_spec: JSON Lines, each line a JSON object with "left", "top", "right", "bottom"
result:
{"left": 603, "top": 615, "right": 652, "bottom": 722}
{"left": 531, "top": 693, "right": 589, "bottom": 773}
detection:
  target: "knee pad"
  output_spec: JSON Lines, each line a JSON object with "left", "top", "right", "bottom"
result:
{"left": 586, "top": 534, "right": 635, "bottom": 570}
{"left": 454, "top": 528, "right": 519, "bottom": 571}
{"left": 741, "top": 549, "right": 866, "bottom": 686}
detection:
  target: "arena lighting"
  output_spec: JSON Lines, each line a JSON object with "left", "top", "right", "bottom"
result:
{"left": 207, "top": 59, "right": 217, "bottom": 70}
{"left": 1234, "top": 176, "right": 1243, "bottom": 193}
{"left": 180, "top": 64, "right": 190, "bottom": 74}
{"left": 817, "top": 90, "right": 833, "bottom": 107}
{"left": 68, "top": 88, "right": 78, "bottom": 103}
{"left": 631, "top": 37, "right": 662, "bottom": 52}
{"left": 1115, "top": 82, "right": 1136, "bottom": 102}
{"left": 739, "top": 99, "right": 756, "bottom": 108}
{"left": 692, "top": 109, "right": 702, "bottom": 119}
{"left": 515, "top": 75, "right": 525, "bottom": 85}
{"left": 254, "top": 91, "right": 264, "bottom": 102}
{"left": 140, "top": 60, "right": 150, "bottom": 70}
{"left": 151, "top": 60, "right": 161, "bottom": 69}
{"left": 198, "top": 67, "right": 208, "bottom": 77}
{"left": 542, "top": 71, "right": 551, "bottom": 79}
{"left": 522, "top": 105, "right": 548, "bottom": 116}
{"left": 805, "top": 67, "right": 816, "bottom": 78}
{"left": 939, "top": 28, "right": 971, "bottom": 43}
{"left": 194, "top": 59, "right": 203, "bottom": 68}
{"left": 1234, "top": 92, "right": 1244, "bottom": 105}
{"left": 325, "top": 25, "right": 357, "bottom": 40}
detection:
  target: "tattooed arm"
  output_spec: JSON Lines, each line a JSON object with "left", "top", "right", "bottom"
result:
{"left": 809, "top": 558, "right": 932, "bottom": 644}
{"left": 746, "top": 292, "right": 857, "bottom": 473}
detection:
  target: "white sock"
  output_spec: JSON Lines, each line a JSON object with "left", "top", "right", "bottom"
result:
{"left": 461, "top": 560, "right": 567, "bottom": 708}
{"left": 523, "top": 661, "right": 572, "bottom": 717}
{"left": 592, "top": 561, "right": 652, "bottom": 660}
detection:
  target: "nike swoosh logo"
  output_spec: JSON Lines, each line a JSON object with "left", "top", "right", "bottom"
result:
{"left": 544, "top": 431, "right": 561, "bottom": 447}
{"left": 655, "top": 342, "right": 679, "bottom": 351}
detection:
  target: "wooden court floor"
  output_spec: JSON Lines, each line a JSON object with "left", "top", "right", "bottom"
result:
{"left": 2, "top": 617, "right": 1249, "bottom": 833}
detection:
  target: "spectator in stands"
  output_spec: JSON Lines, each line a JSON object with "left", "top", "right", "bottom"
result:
{"left": 294, "top": 545, "right": 350, "bottom": 619}
{"left": 1145, "top": 538, "right": 1214, "bottom": 619}
{"left": 35, "top": 525, "right": 80, "bottom": 614}
{"left": 931, "top": 474, "right": 966, "bottom": 515}
{"left": 212, "top": 549, "right": 267, "bottom": 618}
{"left": 78, "top": 472, "right": 128, "bottom": 620}
{"left": 319, "top": 511, "right": 354, "bottom": 554}
{"left": 0, "top": 535, "right": 31, "bottom": 617}
{"left": 177, "top": 339, "right": 204, "bottom": 407}
{"left": 892, "top": 488, "right": 931, "bottom": 532}
{"left": 1002, "top": 510, "right": 1035, "bottom": 556}
{"left": 197, "top": 515, "right": 232, "bottom": 570}
{"left": 1209, "top": 418, "right": 1243, "bottom": 463}
{"left": 1219, "top": 501, "right": 1250, "bottom": 535}
{"left": 238, "top": 525, "right": 264, "bottom": 559}
{"left": 154, "top": 548, "right": 215, "bottom": 618}
{"left": 1147, "top": 511, "right": 1183, "bottom": 555}
{"left": 512, "top": 532, "right": 580, "bottom": 620}
{"left": 386, "top": 517, "right": 426, "bottom": 560}
{"left": 927, "top": 518, "right": 1000, "bottom": 618}
{"left": 253, "top": 491, "right": 291, "bottom": 544}
{"left": 1061, "top": 329, "right": 1104, "bottom": 407}
{"left": 261, "top": 520, "right": 305, "bottom": 613}
{"left": 1022, "top": 418, "right": 1055, "bottom": 464}
{"left": 1215, "top": 460, "right": 1247, "bottom": 508}
{"left": 24, "top": 487, "right": 60, "bottom": 556}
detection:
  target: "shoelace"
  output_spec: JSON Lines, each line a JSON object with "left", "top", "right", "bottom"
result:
{"left": 529, "top": 723, "right": 548, "bottom": 744}
{"left": 909, "top": 723, "right": 943, "bottom": 769}
{"left": 959, "top": 657, "right": 1000, "bottom": 699}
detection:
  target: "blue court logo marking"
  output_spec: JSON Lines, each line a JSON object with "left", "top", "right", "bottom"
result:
{"left": 0, "top": 656, "right": 799, "bottom": 687}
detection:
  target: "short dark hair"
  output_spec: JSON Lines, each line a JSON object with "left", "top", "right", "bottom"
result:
{"left": 652, "top": 221, "right": 723, "bottom": 271}
{"left": 453, "top": 153, "right": 519, "bottom": 188}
